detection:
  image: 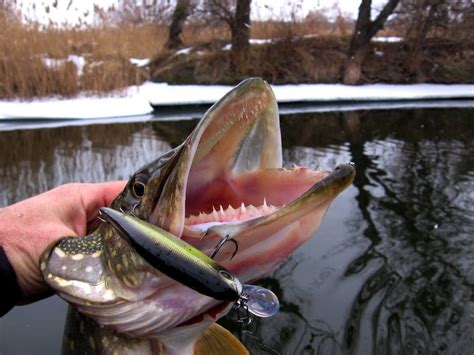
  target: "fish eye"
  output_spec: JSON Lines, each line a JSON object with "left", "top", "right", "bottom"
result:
{"left": 132, "top": 182, "right": 145, "bottom": 198}
{"left": 219, "top": 270, "right": 234, "bottom": 281}
{"left": 131, "top": 175, "right": 148, "bottom": 199}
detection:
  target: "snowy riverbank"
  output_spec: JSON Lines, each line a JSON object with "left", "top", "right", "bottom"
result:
{"left": 0, "top": 82, "right": 473, "bottom": 120}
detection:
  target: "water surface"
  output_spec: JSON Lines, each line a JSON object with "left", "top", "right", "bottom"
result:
{"left": 0, "top": 107, "right": 473, "bottom": 354}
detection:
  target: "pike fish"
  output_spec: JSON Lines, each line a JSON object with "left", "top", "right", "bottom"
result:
{"left": 40, "top": 78, "right": 355, "bottom": 354}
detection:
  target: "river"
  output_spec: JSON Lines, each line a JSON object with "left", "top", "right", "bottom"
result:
{"left": 0, "top": 106, "right": 473, "bottom": 354}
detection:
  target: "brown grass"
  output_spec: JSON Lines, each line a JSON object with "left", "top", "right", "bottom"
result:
{"left": 151, "top": 35, "right": 349, "bottom": 85}
{"left": 0, "top": 18, "right": 166, "bottom": 98}
{"left": 0, "top": 7, "right": 472, "bottom": 99}
{"left": 1, "top": 6, "right": 355, "bottom": 99}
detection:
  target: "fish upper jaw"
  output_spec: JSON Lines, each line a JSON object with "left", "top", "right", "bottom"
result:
{"left": 143, "top": 78, "right": 282, "bottom": 237}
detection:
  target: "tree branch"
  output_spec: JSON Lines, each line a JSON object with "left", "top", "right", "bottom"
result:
{"left": 368, "top": 0, "right": 400, "bottom": 39}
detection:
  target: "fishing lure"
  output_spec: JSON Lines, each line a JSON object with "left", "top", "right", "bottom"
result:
{"left": 99, "top": 207, "right": 279, "bottom": 318}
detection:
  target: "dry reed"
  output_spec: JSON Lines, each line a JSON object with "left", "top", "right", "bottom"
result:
{"left": 1, "top": 4, "right": 471, "bottom": 98}
{"left": 0, "top": 3, "right": 356, "bottom": 99}
{"left": 0, "top": 17, "right": 166, "bottom": 98}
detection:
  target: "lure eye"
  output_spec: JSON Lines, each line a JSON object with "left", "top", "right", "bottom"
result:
{"left": 131, "top": 175, "right": 148, "bottom": 199}
{"left": 219, "top": 270, "right": 234, "bottom": 281}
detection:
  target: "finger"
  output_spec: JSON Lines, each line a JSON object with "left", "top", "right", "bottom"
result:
{"left": 98, "top": 180, "right": 127, "bottom": 207}
{"left": 85, "top": 181, "right": 127, "bottom": 233}
{"left": 81, "top": 181, "right": 127, "bottom": 219}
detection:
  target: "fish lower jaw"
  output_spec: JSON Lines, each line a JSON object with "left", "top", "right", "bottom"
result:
{"left": 184, "top": 201, "right": 279, "bottom": 231}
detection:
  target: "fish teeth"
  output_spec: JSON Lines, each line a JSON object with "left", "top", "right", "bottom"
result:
{"left": 185, "top": 200, "right": 281, "bottom": 227}
{"left": 218, "top": 205, "right": 225, "bottom": 220}
{"left": 198, "top": 211, "right": 206, "bottom": 223}
{"left": 247, "top": 204, "right": 260, "bottom": 217}
{"left": 211, "top": 206, "right": 219, "bottom": 221}
{"left": 261, "top": 204, "right": 270, "bottom": 214}
{"left": 227, "top": 205, "right": 237, "bottom": 218}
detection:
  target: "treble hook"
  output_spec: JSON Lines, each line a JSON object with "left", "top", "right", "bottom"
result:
{"left": 209, "top": 234, "right": 239, "bottom": 260}
{"left": 118, "top": 203, "right": 140, "bottom": 217}
{"left": 236, "top": 293, "right": 281, "bottom": 355}
{"left": 235, "top": 294, "right": 280, "bottom": 354}
{"left": 97, "top": 211, "right": 108, "bottom": 224}
{"left": 132, "top": 202, "right": 141, "bottom": 217}
{"left": 237, "top": 293, "right": 252, "bottom": 327}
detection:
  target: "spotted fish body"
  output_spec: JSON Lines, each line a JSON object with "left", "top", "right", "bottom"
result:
{"left": 41, "top": 78, "right": 355, "bottom": 354}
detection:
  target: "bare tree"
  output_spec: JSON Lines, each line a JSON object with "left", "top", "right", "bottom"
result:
{"left": 342, "top": 0, "right": 400, "bottom": 84}
{"left": 114, "top": 0, "right": 171, "bottom": 25}
{"left": 395, "top": 0, "right": 472, "bottom": 78}
{"left": 202, "top": 0, "right": 251, "bottom": 70}
{"left": 404, "top": 0, "right": 443, "bottom": 77}
{"left": 232, "top": 0, "right": 251, "bottom": 68}
{"left": 165, "top": 0, "right": 194, "bottom": 50}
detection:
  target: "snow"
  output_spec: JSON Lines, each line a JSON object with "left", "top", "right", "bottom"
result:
{"left": 175, "top": 48, "right": 192, "bottom": 56}
{"left": 41, "top": 54, "right": 86, "bottom": 77}
{"left": 68, "top": 55, "right": 87, "bottom": 77}
{"left": 250, "top": 39, "right": 273, "bottom": 45}
{"left": 222, "top": 38, "right": 273, "bottom": 51}
{"left": 129, "top": 58, "right": 151, "bottom": 67}
{"left": 0, "top": 82, "right": 473, "bottom": 122}
{"left": 2, "top": 98, "right": 472, "bottom": 132}
{"left": 372, "top": 36, "right": 403, "bottom": 43}
{"left": 303, "top": 34, "right": 320, "bottom": 39}
{"left": 141, "top": 82, "right": 474, "bottom": 105}
{"left": 0, "top": 86, "right": 152, "bottom": 120}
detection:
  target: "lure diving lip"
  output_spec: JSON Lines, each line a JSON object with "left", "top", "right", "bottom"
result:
{"left": 99, "top": 207, "right": 280, "bottom": 318}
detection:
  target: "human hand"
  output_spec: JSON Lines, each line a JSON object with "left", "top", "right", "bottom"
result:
{"left": 0, "top": 181, "right": 125, "bottom": 304}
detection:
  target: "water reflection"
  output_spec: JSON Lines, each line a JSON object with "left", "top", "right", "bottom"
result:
{"left": 225, "top": 108, "right": 474, "bottom": 354}
{"left": 343, "top": 110, "right": 473, "bottom": 354}
{"left": 0, "top": 108, "right": 473, "bottom": 354}
{"left": 0, "top": 123, "right": 171, "bottom": 206}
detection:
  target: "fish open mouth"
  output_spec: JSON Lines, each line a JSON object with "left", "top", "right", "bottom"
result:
{"left": 144, "top": 78, "right": 355, "bottom": 330}
{"left": 147, "top": 78, "right": 355, "bottom": 277}
{"left": 41, "top": 78, "right": 355, "bottom": 342}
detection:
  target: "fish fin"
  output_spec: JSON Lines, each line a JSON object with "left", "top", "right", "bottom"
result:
{"left": 193, "top": 323, "right": 248, "bottom": 355}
